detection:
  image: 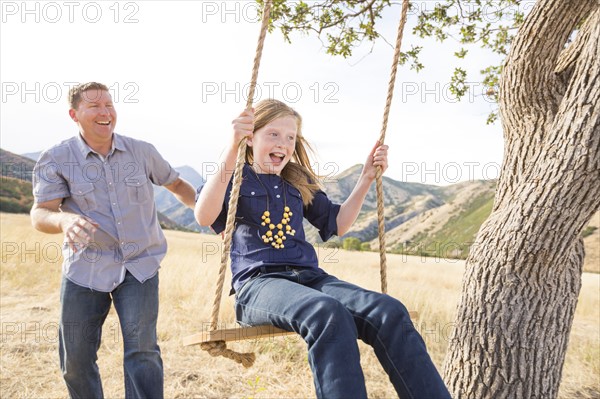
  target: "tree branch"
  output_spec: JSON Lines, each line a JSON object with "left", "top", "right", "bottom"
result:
{"left": 500, "top": 0, "right": 596, "bottom": 123}
{"left": 314, "top": 0, "right": 378, "bottom": 33}
{"left": 554, "top": 11, "right": 597, "bottom": 81}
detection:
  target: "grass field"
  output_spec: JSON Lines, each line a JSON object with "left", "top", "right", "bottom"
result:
{"left": 1, "top": 212, "right": 598, "bottom": 398}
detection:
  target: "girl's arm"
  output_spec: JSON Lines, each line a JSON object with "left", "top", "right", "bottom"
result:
{"left": 336, "top": 141, "right": 389, "bottom": 236}
{"left": 194, "top": 109, "right": 254, "bottom": 226}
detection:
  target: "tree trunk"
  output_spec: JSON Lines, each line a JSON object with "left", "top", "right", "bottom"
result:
{"left": 443, "top": 0, "right": 600, "bottom": 397}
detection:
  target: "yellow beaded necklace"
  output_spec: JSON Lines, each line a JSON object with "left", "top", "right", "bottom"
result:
{"left": 252, "top": 168, "right": 296, "bottom": 249}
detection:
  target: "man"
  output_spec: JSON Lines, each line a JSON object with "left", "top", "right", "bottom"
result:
{"left": 30, "top": 82, "right": 196, "bottom": 398}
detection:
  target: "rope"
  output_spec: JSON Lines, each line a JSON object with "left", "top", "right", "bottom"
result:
{"left": 376, "top": 0, "right": 410, "bottom": 294}
{"left": 200, "top": 341, "right": 256, "bottom": 368}
{"left": 202, "top": 0, "right": 272, "bottom": 367}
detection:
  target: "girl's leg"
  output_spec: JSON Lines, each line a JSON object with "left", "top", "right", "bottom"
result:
{"left": 235, "top": 269, "right": 368, "bottom": 399}
{"left": 311, "top": 274, "right": 451, "bottom": 399}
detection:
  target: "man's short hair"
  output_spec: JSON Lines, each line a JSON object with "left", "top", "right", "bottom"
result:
{"left": 68, "top": 82, "right": 109, "bottom": 110}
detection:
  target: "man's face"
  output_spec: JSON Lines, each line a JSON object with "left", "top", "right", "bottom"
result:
{"left": 69, "top": 89, "right": 117, "bottom": 144}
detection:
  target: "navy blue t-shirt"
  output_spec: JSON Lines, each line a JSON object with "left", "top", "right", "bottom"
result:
{"left": 200, "top": 164, "right": 341, "bottom": 293}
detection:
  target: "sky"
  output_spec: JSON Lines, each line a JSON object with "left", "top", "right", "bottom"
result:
{"left": 1, "top": 0, "right": 506, "bottom": 185}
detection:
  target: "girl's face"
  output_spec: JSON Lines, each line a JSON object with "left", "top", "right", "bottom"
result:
{"left": 249, "top": 115, "right": 298, "bottom": 175}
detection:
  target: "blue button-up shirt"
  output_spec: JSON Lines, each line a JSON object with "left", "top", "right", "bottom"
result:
{"left": 204, "top": 164, "right": 341, "bottom": 293}
{"left": 32, "top": 133, "right": 179, "bottom": 292}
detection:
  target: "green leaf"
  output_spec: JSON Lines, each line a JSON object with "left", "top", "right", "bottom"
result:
{"left": 449, "top": 67, "right": 468, "bottom": 99}
{"left": 455, "top": 48, "right": 468, "bottom": 58}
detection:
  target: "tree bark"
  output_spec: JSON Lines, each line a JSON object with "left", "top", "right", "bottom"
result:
{"left": 443, "top": 0, "right": 600, "bottom": 398}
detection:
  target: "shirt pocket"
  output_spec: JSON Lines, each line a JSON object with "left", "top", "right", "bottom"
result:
{"left": 70, "top": 182, "right": 97, "bottom": 212}
{"left": 287, "top": 186, "right": 304, "bottom": 212}
{"left": 125, "top": 174, "right": 151, "bottom": 205}
{"left": 238, "top": 184, "right": 268, "bottom": 221}
{"left": 288, "top": 186, "right": 303, "bottom": 201}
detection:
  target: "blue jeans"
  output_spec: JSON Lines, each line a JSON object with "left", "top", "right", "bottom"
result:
{"left": 235, "top": 267, "right": 451, "bottom": 399}
{"left": 59, "top": 271, "right": 163, "bottom": 399}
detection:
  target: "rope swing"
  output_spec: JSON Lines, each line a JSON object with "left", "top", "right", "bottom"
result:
{"left": 184, "top": 0, "right": 413, "bottom": 367}
{"left": 377, "top": 0, "right": 410, "bottom": 294}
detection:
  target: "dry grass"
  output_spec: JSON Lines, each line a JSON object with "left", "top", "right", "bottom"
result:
{"left": 1, "top": 212, "right": 598, "bottom": 398}
{"left": 583, "top": 210, "right": 600, "bottom": 273}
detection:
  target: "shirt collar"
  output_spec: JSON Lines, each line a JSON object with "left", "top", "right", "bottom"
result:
{"left": 112, "top": 133, "right": 126, "bottom": 152}
{"left": 76, "top": 132, "right": 126, "bottom": 159}
{"left": 76, "top": 134, "right": 94, "bottom": 158}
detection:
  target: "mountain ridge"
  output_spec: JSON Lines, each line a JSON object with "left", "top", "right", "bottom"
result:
{"left": 3, "top": 147, "right": 597, "bottom": 272}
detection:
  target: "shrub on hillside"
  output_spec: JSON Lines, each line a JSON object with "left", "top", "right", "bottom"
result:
{"left": 343, "top": 237, "right": 362, "bottom": 251}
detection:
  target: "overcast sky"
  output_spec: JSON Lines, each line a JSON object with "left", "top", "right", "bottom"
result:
{"left": 1, "top": 0, "right": 506, "bottom": 185}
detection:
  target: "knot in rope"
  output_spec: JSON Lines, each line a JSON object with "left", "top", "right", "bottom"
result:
{"left": 200, "top": 341, "right": 256, "bottom": 368}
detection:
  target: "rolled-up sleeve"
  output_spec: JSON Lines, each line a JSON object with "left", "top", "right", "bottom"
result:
{"left": 304, "top": 190, "right": 341, "bottom": 241}
{"left": 144, "top": 143, "right": 179, "bottom": 186}
{"left": 32, "top": 151, "right": 69, "bottom": 203}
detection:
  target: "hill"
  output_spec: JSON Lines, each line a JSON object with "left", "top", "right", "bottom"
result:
{"left": 0, "top": 176, "right": 34, "bottom": 213}
{"left": 305, "top": 164, "right": 496, "bottom": 258}
{"left": 6, "top": 148, "right": 598, "bottom": 271}
{"left": 310, "top": 165, "right": 598, "bottom": 272}
{"left": 0, "top": 149, "right": 36, "bottom": 213}
{"left": 20, "top": 151, "right": 42, "bottom": 161}
{"left": 157, "top": 211, "right": 194, "bottom": 232}
{"left": 302, "top": 164, "right": 445, "bottom": 244}
{"left": 154, "top": 166, "right": 207, "bottom": 232}
{"left": 380, "top": 180, "right": 496, "bottom": 258}
{"left": 0, "top": 148, "right": 36, "bottom": 182}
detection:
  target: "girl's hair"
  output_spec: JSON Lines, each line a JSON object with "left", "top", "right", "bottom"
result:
{"left": 247, "top": 99, "right": 322, "bottom": 206}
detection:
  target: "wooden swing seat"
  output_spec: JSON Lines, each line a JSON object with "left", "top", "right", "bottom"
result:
{"left": 183, "top": 310, "right": 419, "bottom": 346}
{"left": 183, "top": 325, "right": 294, "bottom": 345}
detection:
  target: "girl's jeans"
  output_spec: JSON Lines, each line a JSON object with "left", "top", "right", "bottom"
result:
{"left": 235, "top": 267, "right": 451, "bottom": 399}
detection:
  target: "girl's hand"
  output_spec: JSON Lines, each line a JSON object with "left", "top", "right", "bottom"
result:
{"left": 337, "top": 141, "right": 390, "bottom": 235}
{"left": 231, "top": 109, "right": 254, "bottom": 147}
{"left": 362, "top": 141, "right": 389, "bottom": 181}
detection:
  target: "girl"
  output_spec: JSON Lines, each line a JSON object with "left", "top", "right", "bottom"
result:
{"left": 195, "top": 99, "right": 450, "bottom": 399}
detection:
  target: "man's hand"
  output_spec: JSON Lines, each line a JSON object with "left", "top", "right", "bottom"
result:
{"left": 60, "top": 215, "right": 98, "bottom": 253}
{"left": 31, "top": 199, "right": 98, "bottom": 253}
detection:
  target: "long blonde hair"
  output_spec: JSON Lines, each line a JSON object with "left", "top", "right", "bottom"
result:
{"left": 246, "top": 99, "right": 322, "bottom": 205}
